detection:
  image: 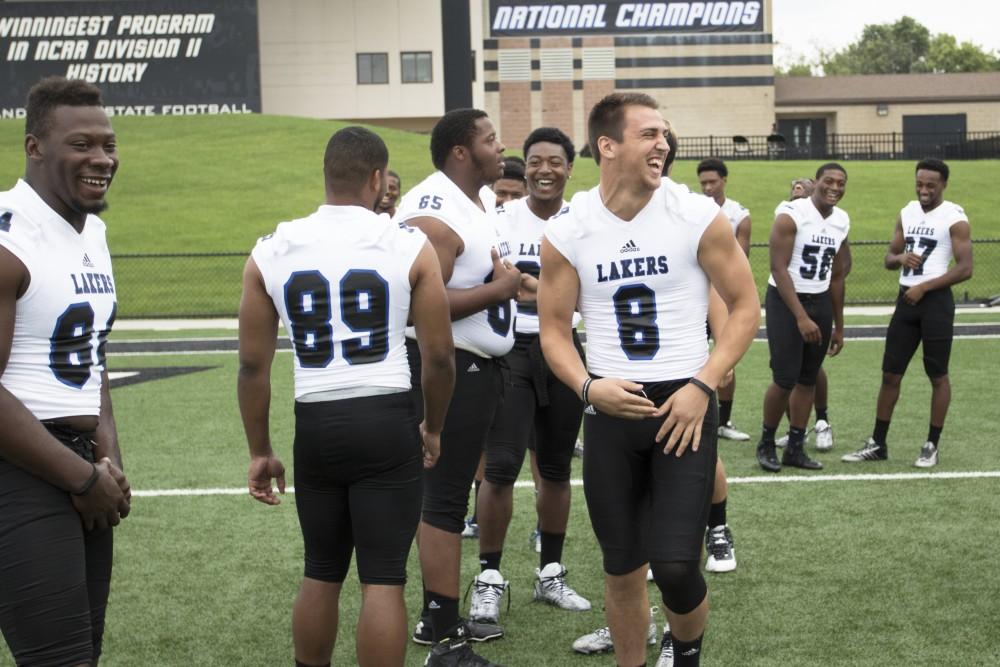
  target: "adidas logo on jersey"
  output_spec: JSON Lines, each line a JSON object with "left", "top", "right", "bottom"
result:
{"left": 584, "top": 404, "right": 596, "bottom": 415}
{"left": 467, "top": 362, "right": 480, "bottom": 373}
{"left": 82, "top": 253, "right": 95, "bottom": 268}
{"left": 619, "top": 239, "right": 640, "bottom": 253}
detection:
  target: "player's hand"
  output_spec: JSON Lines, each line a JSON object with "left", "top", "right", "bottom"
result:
{"left": 490, "top": 247, "right": 521, "bottom": 299}
{"left": 517, "top": 273, "right": 539, "bottom": 302}
{"left": 586, "top": 378, "right": 657, "bottom": 420}
{"left": 248, "top": 455, "right": 285, "bottom": 506}
{"left": 717, "top": 368, "right": 735, "bottom": 388}
{"left": 71, "top": 459, "right": 129, "bottom": 531}
{"left": 901, "top": 252, "right": 923, "bottom": 270}
{"left": 420, "top": 421, "right": 441, "bottom": 469}
{"left": 654, "top": 384, "right": 710, "bottom": 456}
{"left": 796, "top": 315, "right": 822, "bottom": 344}
{"left": 828, "top": 327, "right": 845, "bottom": 357}
{"left": 103, "top": 457, "right": 132, "bottom": 518}
{"left": 903, "top": 284, "right": 926, "bottom": 305}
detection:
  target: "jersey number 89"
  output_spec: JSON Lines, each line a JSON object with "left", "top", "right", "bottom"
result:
{"left": 284, "top": 269, "right": 390, "bottom": 368}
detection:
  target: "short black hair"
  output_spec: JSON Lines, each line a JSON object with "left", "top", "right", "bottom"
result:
{"left": 523, "top": 127, "right": 575, "bottom": 164}
{"left": 387, "top": 169, "right": 401, "bottom": 188}
{"left": 323, "top": 126, "right": 388, "bottom": 192}
{"left": 588, "top": 92, "right": 658, "bottom": 165}
{"left": 816, "top": 162, "right": 847, "bottom": 180}
{"left": 500, "top": 156, "right": 525, "bottom": 181}
{"left": 697, "top": 157, "right": 728, "bottom": 178}
{"left": 25, "top": 76, "right": 104, "bottom": 138}
{"left": 916, "top": 158, "right": 949, "bottom": 182}
{"left": 430, "top": 108, "right": 489, "bottom": 170}
{"left": 663, "top": 127, "right": 678, "bottom": 175}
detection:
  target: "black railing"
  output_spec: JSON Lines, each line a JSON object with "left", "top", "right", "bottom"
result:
{"left": 677, "top": 131, "right": 1000, "bottom": 161}
{"left": 110, "top": 240, "right": 1000, "bottom": 318}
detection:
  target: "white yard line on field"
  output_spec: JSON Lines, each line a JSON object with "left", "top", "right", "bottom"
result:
{"left": 132, "top": 470, "right": 1000, "bottom": 498}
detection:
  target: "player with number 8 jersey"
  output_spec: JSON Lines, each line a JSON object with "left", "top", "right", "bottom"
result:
{"left": 540, "top": 93, "right": 760, "bottom": 667}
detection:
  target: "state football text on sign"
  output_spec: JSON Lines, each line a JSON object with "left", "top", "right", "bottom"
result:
{"left": 0, "top": 0, "right": 260, "bottom": 114}
{"left": 489, "top": 1, "right": 764, "bottom": 36}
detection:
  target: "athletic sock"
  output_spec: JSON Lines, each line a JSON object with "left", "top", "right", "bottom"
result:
{"left": 873, "top": 419, "right": 891, "bottom": 446}
{"left": 708, "top": 499, "right": 727, "bottom": 530}
{"left": 426, "top": 592, "right": 459, "bottom": 642}
{"left": 761, "top": 424, "right": 777, "bottom": 444}
{"left": 719, "top": 400, "right": 733, "bottom": 425}
{"left": 787, "top": 426, "right": 806, "bottom": 449}
{"left": 470, "top": 479, "right": 482, "bottom": 524}
{"left": 927, "top": 424, "right": 943, "bottom": 446}
{"left": 421, "top": 586, "right": 431, "bottom": 617}
{"left": 539, "top": 531, "right": 565, "bottom": 569}
{"left": 815, "top": 406, "right": 829, "bottom": 423}
{"left": 672, "top": 634, "right": 704, "bottom": 666}
{"left": 479, "top": 551, "right": 502, "bottom": 572}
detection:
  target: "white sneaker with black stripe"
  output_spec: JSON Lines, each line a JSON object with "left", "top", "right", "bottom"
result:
{"left": 704, "top": 525, "right": 736, "bottom": 573}
{"left": 914, "top": 441, "right": 939, "bottom": 468}
{"left": 655, "top": 625, "right": 674, "bottom": 667}
{"left": 533, "top": 562, "right": 591, "bottom": 611}
{"left": 841, "top": 437, "right": 887, "bottom": 462}
{"left": 570, "top": 606, "right": 658, "bottom": 654}
{"left": 467, "top": 569, "right": 508, "bottom": 625}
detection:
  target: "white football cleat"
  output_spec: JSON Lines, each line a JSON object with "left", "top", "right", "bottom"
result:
{"left": 814, "top": 419, "right": 834, "bottom": 451}
{"left": 717, "top": 421, "right": 750, "bottom": 441}
{"left": 533, "top": 562, "right": 591, "bottom": 611}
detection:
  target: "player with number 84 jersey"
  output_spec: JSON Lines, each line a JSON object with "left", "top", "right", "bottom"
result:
{"left": 0, "top": 179, "right": 116, "bottom": 418}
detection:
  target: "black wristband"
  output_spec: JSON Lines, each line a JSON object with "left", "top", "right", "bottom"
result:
{"left": 688, "top": 377, "right": 714, "bottom": 397}
{"left": 72, "top": 463, "right": 99, "bottom": 496}
{"left": 581, "top": 377, "right": 593, "bottom": 405}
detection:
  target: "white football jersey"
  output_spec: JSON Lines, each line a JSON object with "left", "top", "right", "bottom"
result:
{"left": 898, "top": 200, "right": 967, "bottom": 287}
{"left": 395, "top": 171, "right": 515, "bottom": 358}
{"left": 720, "top": 198, "right": 749, "bottom": 236}
{"left": 252, "top": 205, "right": 426, "bottom": 400}
{"left": 768, "top": 197, "right": 850, "bottom": 294}
{"left": 498, "top": 196, "right": 568, "bottom": 336}
{"left": 0, "top": 180, "right": 117, "bottom": 419}
{"left": 544, "top": 178, "right": 719, "bottom": 382}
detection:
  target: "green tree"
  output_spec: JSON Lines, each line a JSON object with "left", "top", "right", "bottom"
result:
{"left": 776, "top": 60, "right": 813, "bottom": 77}
{"left": 918, "top": 34, "right": 1000, "bottom": 73}
{"left": 821, "top": 16, "right": 930, "bottom": 75}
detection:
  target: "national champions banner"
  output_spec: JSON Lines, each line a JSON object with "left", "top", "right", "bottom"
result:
{"left": 489, "top": 1, "right": 764, "bottom": 36}
{"left": 0, "top": 0, "right": 260, "bottom": 118}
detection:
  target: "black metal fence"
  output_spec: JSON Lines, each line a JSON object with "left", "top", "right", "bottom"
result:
{"left": 111, "top": 240, "right": 1000, "bottom": 318}
{"left": 678, "top": 131, "right": 1000, "bottom": 161}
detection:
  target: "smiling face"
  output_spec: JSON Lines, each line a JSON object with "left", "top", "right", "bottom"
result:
{"left": 811, "top": 168, "right": 846, "bottom": 211}
{"left": 915, "top": 168, "right": 946, "bottom": 210}
{"left": 467, "top": 117, "right": 506, "bottom": 186}
{"left": 525, "top": 140, "right": 571, "bottom": 204}
{"left": 380, "top": 173, "right": 400, "bottom": 211}
{"left": 604, "top": 105, "right": 669, "bottom": 192}
{"left": 26, "top": 104, "right": 118, "bottom": 226}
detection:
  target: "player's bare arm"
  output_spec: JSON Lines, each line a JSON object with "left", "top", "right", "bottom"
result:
{"left": 735, "top": 215, "right": 752, "bottom": 257}
{"left": 770, "top": 212, "right": 820, "bottom": 343}
{"left": 408, "top": 240, "right": 456, "bottom": 468}
{"left": 706, "top": 287, "right": 734, "bottom": 388}
{"left": 902, "top": 221, "right": 972, "bottom": 305}
{"left": 237, "top": 256, "right": 285, "bottom": 505}
{"left": 538, "top": 239, "right": 656, "bottom": 420}
{"left": 826, "top": 239, "right": 852, "bottom": 356}
{"left": 94, "top": 368, "right": 131, "bottom": 515}
{"left": 884, "top": 215, "right": 922, "bottom": 271}
{"left": 655, "top": 213, "right": 760, "bottom": 453}
{"left": 0, "top": 245, "right": 127, "bottom": 529}
{"left": 406, "top": 214, "right": 520, "bottom": 319}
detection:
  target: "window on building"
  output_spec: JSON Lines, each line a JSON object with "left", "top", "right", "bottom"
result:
{"left": 357, "top": 53, "right": 388, "bottom": 85}
{"left": 402, "top": 52, "right": 432, "bottom": 83}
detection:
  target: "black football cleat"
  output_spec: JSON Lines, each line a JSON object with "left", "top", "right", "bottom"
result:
{"left": 756, "top": 440, "right": 781, "bottom": 472}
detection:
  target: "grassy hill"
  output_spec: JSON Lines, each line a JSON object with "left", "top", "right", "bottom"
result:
{"left": 1, "top": 114, "right": 997, "bottom": 315}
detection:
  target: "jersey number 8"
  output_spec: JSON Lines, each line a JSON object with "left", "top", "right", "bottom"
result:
{"left": 613, "top": 284, "right": 659, "bottom": 359}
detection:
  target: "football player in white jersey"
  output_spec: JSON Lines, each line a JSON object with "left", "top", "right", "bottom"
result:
{"left": 540, "top": 93, "right": 759, "bottom": 667}
{"left": 756, "top": 164, "right": 852, "bottom": 473}
{"left": 394, "top": 108, "right": 519, "bottom": 666}
{"left": 238, "top": 126, "right": 456, "bottom": 667}
{"left": 773, "top": 178, "right": 837, "bottom": 452}
{"left": 472, "top": 127, "right": 593, "bottom": 623}
{"left": 0, "top": 77, "right": 130, "bottom": 666}
{"left": 843, "top": 159, "right": 972, "bottom": 467}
